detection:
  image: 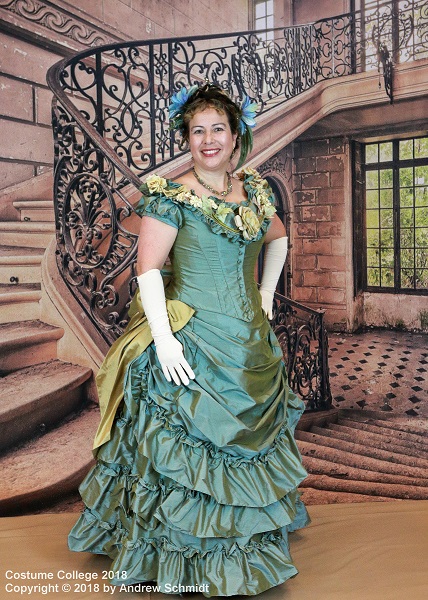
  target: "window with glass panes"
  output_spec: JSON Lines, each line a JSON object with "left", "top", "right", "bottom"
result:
{"left": 253, "top": 0, "right": 274, "bottom": 40}
{"left": 364, "top": 137, "right": 428, "bottom": 293}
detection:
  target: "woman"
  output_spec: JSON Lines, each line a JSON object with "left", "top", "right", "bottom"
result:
{"left": 69, "top": 83, "right": 309, "bottom": 596}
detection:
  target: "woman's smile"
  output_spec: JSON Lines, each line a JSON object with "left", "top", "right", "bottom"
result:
{"left": 201, "top": 148, "right": 221, "bottom": 157}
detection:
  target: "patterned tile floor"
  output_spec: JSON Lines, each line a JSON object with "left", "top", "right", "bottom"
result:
{"left": 328, "top": 329, "right": 428, "bottom": 418}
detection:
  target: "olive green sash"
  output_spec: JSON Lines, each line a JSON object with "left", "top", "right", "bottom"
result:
{"left": 93, "top": 291, "right": 194, "bottom": 450}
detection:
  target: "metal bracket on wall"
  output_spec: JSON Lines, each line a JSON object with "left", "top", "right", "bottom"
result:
{"left": 377, "top": 43, "right": 394, "bottom": 104}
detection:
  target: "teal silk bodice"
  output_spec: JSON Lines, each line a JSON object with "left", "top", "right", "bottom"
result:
{"left": 166, "top": 219, "right": 264, "bottom": 322}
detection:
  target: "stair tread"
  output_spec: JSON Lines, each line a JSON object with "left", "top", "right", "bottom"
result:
{"left": 297, "top": 429, "right": 428, "bottom": 469}
{"left": 0, "top": 360, "right": 92, "bottom": 416}
{"left": 301, "top": 473, "right": 428, "bottom": 500}
{"left": 301, "top": 487, "right": 396, "bottom": 505}
{"left": 0, "top": 320, "right": 64, "bottom": 350}
{"left": 13, "top": 201, "right": 53, "bottom": 208}
{"left": 338, "top": 417, "right": 428, "bottom": 447}
{"left": 0, "top": 246, "right": 45, "bottom": 257}
{"left": 0, "top": 222, "right": 55, "bottom": 231}
{"left": 0, "top": 283, "right": 41, "bottom": 300}
{"left": 0, "top": 255, "right": 43, "bottom": 266}
{"left": 314, "top": 423, "right": 428, "bottom": 457}
{"left": 301, "top": 412, "right": 428, "bottom": 500}
{"left": 339, "top": 414, "right": 428, "bottom": 438}
{"left": 0, "top": 282, "right": 40, "bottom": 290}
{"left": 0, "top": 405, "right": 99, "bottom": 503}
{"left": 339, "top": 408, "right": 428, "bottom": 430}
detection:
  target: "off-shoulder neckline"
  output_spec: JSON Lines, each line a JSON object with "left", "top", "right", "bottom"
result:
{"left": 137, "top": 170, "right": 276, "bottom": 244}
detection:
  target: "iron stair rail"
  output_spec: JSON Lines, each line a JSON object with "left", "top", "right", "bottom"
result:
{"left": 271, "top": 292, "right": 332, "bottom": 410}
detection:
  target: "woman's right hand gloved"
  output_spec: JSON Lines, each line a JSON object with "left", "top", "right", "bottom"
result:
{"left": 152, "top": 330, "right": 195, "bottom": 386}
{"left": 137, "top": 269, "right": 195, "bottom": 385}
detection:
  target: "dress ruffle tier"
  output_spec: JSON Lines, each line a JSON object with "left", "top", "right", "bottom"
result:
{"left": 69, "top": 325, "right": 310, "bottom": 596}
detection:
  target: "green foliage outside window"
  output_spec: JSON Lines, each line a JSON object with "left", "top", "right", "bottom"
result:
{"left": 364, "top": 137, "right": 428, "bottom": 292}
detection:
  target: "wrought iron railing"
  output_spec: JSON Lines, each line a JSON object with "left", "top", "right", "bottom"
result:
{"left": 361, "top": 0, "right": 428, "bottom": 102}
{"left": 271, "top": 293, "right": 331, "bottom": 410}
{"left": 47, "top": 2, "right": 428, "bottom": 410}
{"left": 363, "top": 0, "right": 428, "bottom": 66}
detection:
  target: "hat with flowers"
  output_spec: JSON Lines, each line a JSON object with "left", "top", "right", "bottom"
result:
{"left": 168, "top": 82, "right": 258, "bottom": 169}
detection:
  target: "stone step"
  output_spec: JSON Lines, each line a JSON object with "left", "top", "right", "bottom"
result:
{"left": 0, "top": 283, "right": 41, "bottom": 323}
{"left": 297, "top": 429, "right": 428, "bottom": 469}
{"left": 338, "top": 417, "right": 428, "bottom": 449}
{"left": 13, "top": 200, "right": 54, "bottom": 222}
{"left": 300, "top": 473, "right": 428, "bottom": 500}
{"left": 332, "top": 420, "right": 428, "bottom": 456}
{"left": 0, "top": 320, "right": 64, "bottom": 373}
{"left": 300, "top": 487, "right": 396, "bottom": 505}
{"left": 316, "top": 423, "right": 428, "bottom": 459}
{"left": 0, "top": 359, "right": 92, "bottom": 452}
{"left": 0, "top": 221, "right": 55, "bottom": 248}
{"left": 300, "top": 413, "right": 428, "bottom": 501}
{"left": 339, "top": 411, "right": 428, "bottom": 438}
{"left": 0, "top": 245, "right": 44, "bottom": 284}
{"left": 0, "top": 404, "right": 99, "bottom": 514}
{"left": 301, "top": 455, "right": 428, "bottom": 490}
{"left": 297, "top": 438, "right": 428, "bottom": 481}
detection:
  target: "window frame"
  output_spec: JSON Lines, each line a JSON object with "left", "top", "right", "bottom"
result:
{"left": 361, "top": 136, "right": 428, "bottom": 296}
{"left": 251, "top": 0, "right": 274, "bottom": 33}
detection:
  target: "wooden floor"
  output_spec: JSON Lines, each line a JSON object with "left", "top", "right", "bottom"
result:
{"left": 1, "top": 501, "right": 427, "bottom": 599}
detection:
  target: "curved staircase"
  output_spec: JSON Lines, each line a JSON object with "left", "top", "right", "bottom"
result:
{"left": 0, "top": 182, "right": 96, "bottom": 516}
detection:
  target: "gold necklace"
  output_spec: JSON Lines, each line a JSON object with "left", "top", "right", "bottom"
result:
{"left": 192, "top": 167, "right": 232, "bottom": 197}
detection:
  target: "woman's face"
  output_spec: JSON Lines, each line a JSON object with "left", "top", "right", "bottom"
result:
{"left": 188, "top": 107, "right": 237, "bottom": 173}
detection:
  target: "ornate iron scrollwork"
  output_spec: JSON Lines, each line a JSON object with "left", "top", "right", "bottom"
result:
{"left": 376, "top": 42, "right": 393, "bottom": 103}
{"left": 271, "top": 295, "right": 332, "bottom": 410}
{"left": 52, "top": 101, "right": 139, "bottom": 342}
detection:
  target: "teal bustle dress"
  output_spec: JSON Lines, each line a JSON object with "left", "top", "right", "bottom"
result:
{"left": 68, "top": 169, "right": 310, "bottom": 596}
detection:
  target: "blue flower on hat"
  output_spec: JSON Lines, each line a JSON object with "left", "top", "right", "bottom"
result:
{"left": 169, "top": 85, "right": 198, "bottom": 119}
{"left": 239, "top": 96, "right": 258, "bottom": 135}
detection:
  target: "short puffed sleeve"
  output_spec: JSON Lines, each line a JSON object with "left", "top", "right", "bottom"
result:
{"left": 135, "top": 181, "right": 183, "bottom": 229}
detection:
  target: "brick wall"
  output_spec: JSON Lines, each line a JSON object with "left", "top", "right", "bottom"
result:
{"left": 0, "top": 32, "right": 58, "bottom": 189}
{"left": 292, "top": 137, "right": 349, "bottom": 330}
{"left": 64, "top": 0, "right": 249, "bottom": 40}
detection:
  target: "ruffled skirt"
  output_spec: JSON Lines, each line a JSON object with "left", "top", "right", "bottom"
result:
{"left": 69, "top": 306, "right": 310, "bottom": 596}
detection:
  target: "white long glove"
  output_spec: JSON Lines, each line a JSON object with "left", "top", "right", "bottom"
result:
{"left": 259, "top": 236, "right": 288, "bottom": 319}
{"left": 137, "top": 269, "right": 195, "bottom": 385}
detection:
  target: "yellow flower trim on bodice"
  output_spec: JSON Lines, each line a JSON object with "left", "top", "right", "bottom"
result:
{"left": 141, "top": 170, "right": 276, "bottom": 241}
